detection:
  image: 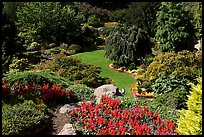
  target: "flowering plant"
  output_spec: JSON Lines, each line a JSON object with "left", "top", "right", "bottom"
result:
{"left": 68, "top": 95, "right": 177, "bottom": 135}
{"left": 132, "top": 83, "right": 154, "bottom": 98}
{"left": 2, "top": 82, "right": 75, "bottom": 105}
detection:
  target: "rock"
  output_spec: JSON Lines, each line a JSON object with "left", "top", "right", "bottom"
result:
{"left": 58, "top": 104, "right": 77, "bottom": 114}
{"left": 57, "top": 124, "right": 76, "bottom": 135}
{"left": 94, "top": 84, "right": 121, "bottom": 104}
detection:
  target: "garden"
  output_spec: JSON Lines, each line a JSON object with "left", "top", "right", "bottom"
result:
{"left": 2, "top": 2, "right": 202, "bottom": 135}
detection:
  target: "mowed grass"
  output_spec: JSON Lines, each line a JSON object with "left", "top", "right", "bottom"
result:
{"left": 72, "top": 50, "right": 135, "bottom": 98}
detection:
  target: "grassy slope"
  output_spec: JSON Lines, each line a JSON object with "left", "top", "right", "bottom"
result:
{"left": 72, "top": 50, "right": 135, "bottom": 98}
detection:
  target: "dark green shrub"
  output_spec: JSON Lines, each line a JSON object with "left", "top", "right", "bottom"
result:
{"left": 151, "top": 75, "right": 190, "bottom": 94}
{"left": 16, "top": 2, "right": 84, "bottom": 46}
{"left": 194, "top": 3, "right": 202, "bottom": 39}
{"left": 125, "top": 2, "right": 161, "bottom": 37}
{"left": 34, "top": 56, "right": 112, "bottom": 88}
{"left": 143, "top": 50, "right": 202, "bottom": 82}
{"left": 105, "top": 25, "right": 153, "bottom": 66}
{"left": 87, "top": 15, "right": 102, "bottom": 27}
{"left": 2, "top": 100, "right": 49, "bottom": 135}
{"left": 108, "top": 9, "right": 127, "bottom": 23}
{"left": 156, "top": 2, "right": 197, "bottom": 52}
{"left": 154, "top": 88, "right": 188, "bottom": 109}
{"left": 68, "top": 44, "right": 82, "bottom": 53}
{"left": 2, "top": 70, "right": 73, "bottom": 88}
{"left": 68, "top": 84, "right": 94, "bottom": 101}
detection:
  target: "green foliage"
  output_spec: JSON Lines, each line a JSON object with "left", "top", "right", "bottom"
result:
{"left": 154, "top": 88, "right": 188, "bottom": 109}
{"left": 9, "top": 57, "right": 30, "bottom": 73}
{"left": 27, "top": 42, "right": 41, "bottom": 51}
{"left": 34, "top": 56, "right": 112, "bottom": 88}
{"left": 69, "top": 44, "right": 82, "bottom": 53}
{"left": 177, "top": 77, "right": 202, "bottom": 135}
{"left": 151, "top": 75, "right": 190, "bottom": 94}
{"left": 155, "top": 2, "right": 197, "bottom": 52}
{"left": 16, "top": 2, "right": 84, "bottom": 45}
{"left": 108, "top": 9, "right": 127, "bottom": 23}
{"left": 2, "top": 100, "right": 49, "bottom": 135}
{"left": 119, "top": 97, "right": 180, "bottom": 122}
{"left": 105, "top": 25, "right": 152, "bottom": 66}
{"left": 194, "top": 3, "right": 202, "bottom": 39}
{"left": 125, "top": 2, "right": 161, "bottom": 37}
{"left": 87, "top": 15, "right": 102, "bottom": 27}
{"left": 2, "top": 5, "right": 19, "bottom": 73}
{"left": 68, "top": 84, "right": 94, "bottom": 101}
{"left": 2, "top": 70, "right": 73, "bottom": 88}
{"left": 143, "top": 50, "right": 202, "bottom": 82}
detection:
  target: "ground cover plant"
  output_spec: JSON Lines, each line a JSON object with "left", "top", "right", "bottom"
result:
{"left": 2, "top": 100, "right": 49, "bottom": 135}
{"left": 68, "top": 95, "right": 178, "bottom": 135}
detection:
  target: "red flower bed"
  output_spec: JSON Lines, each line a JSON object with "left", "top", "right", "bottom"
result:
{"left": 2, "top": 82, "right": 75, "bottom": 104}
{"left": 68, "top": 95, "right": 177, "bottom": 135}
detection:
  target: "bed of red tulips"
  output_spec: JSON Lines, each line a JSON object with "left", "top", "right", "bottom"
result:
{"left": 2, "top": 82, "right": 75, "bottom": 104}
{"left": 68, "top": 95, "right": 178, "bottom": 135}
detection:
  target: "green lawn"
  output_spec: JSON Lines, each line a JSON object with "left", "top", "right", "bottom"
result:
{"left": 72, "top": 50, "right": 135, "bottom": 98}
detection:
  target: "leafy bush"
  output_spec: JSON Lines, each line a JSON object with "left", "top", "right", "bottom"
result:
{"left": 9, "top": 57, "right": 30, "bottom": 73}
{"left": 155, "top": 2, "right": 197, "bottom": 52}
{"left": 105, "top": 25, "right": 152, "bottom": 66}
{"left": 108, "top": 9, "right": 127, "bottom": 23}
{"left": 194, "top": 3, "right": 202, "bottom": 39}
{"left": 151, "top": 75, "right": 190, "bottom": 94}
{"left": 177, "top": 77, "right": 202, "bottom": 135}
{"left": 87, "top": 15, "right": 102, "bottom": 27}
{"left": 34, "top": 56, "right": 112, "bottom": 88}
{"left": 68, "top": 84, "right": 94, "bottom": 101}
{"left": 16, "top": 2, "right": 84, "bottom": 46}
{"left": 125, "top": 2, "right": 161, "bottom": 37}
{"left": 2, "top": 70, "right": 73, "bottom": 88}
{"left": 27, "top": 42, "right": 41, "bottom": 51}
{"left": 69, "top": 44, "right": 82, "bottom": 53}
{"left": 2, "top": 100, "right": 49, "bottom": 135}
{"left": 143, "top": 50, "right": 202, "bottom": 82}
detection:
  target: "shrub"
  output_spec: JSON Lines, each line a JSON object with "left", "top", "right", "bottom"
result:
{"left": 34, "top": 56, "right": 112, "bottom": 88}
{"left": 194, "top": 3, "right": 202, "bottom": 39}
{"left": 68, "top": 84, "right": 94, "bottom": 101}
{"left": 2, "top": 100, "right": 49, "bottom": 135}
{"left": 151, "top": 75, "right": 190, "bottom": 94}
{"left": 155, "top": 2, "right": 197, "bottom": 52}
{"left": 177, "top": 77, "right": 202, "bottom": 135}
{"left": 16, "top": 2, "right": 84, "bottom": 46}
{"left": 143, "top": 50, "right": 202, "bottom": 82}
{"left": 2, "top": 70, "right": 73, "bottom": 88}
{"left": 108, "top": 9, "right": 127, "bottom": 23}
{"left": 69, "top": 44, "right": 82, "bottom": 53}
{"left": 27, "top": 42, "right": 41, "bottom": 51}
{"left": 9, "top": 57, "right": 30, "bottom": 73}
{"left": 105, "top": 25, "right": 152, "bottom": 66}
{"left": 68, "top": 95, "right": 178, "bottom": 135}
{"left": 87, "top": 15, "right": 102, "bottom": 27}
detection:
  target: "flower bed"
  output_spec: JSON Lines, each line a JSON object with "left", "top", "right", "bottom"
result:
{"left": 2, "top": 82, "right": 75, "bottom": 105}
{"left": 109, "top": 64, "right": 142, "bottom": 77}
{"left": 132, "top": 83, "right": 154, "bottom": 98}
{"left": 68, "top": 95, "right": 177, "bottom": 135}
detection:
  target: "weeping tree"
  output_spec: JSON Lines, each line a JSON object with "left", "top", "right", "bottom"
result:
{"left": 105, "top": 25, "right": 153, "bottom": 66}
